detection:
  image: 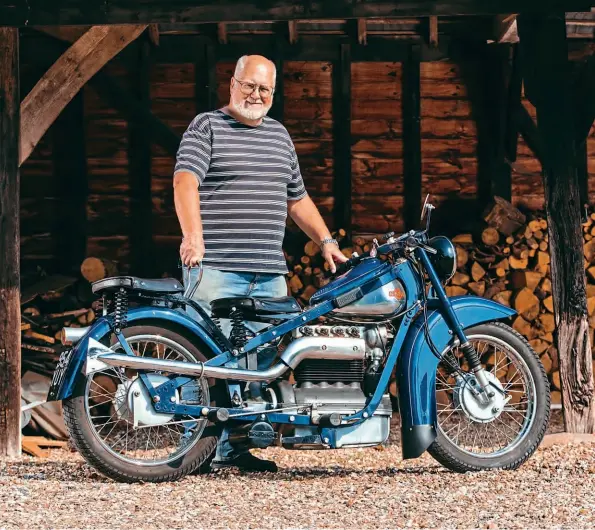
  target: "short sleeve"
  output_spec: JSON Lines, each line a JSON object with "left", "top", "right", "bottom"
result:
{"left": 287, "top": 140, "right": 308, "bottom": 201}
{"left": 174, "top": 114, "right": 212, "bottom": 185}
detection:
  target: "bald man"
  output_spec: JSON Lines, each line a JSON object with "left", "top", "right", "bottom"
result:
{"left": 173, "top": 54, "right": 347, "bottom": 472}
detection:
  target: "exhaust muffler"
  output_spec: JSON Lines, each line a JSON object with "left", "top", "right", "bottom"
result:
{"left": 87, "top": 336, "right": 365, "bottom": 382}
{"left": 61, "top": 326, "right": 91, "bottom": 346}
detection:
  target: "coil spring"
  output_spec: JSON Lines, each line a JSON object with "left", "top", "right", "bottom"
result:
{"left": 228, "top": 307, "right": 254, "bottom": 348}
{"left": 113, "top": 288, "right": 129, "bottom": 332}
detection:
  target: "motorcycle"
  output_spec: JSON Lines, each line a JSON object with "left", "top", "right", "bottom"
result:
{"left": 44, "top": 196, "right": 550, "bottom": 483}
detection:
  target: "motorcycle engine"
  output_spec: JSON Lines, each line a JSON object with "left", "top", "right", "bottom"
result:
{"left": 272, "top": 324, "right": 393, "bottom": 427}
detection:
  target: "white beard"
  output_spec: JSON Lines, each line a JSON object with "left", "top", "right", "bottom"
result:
{"left": 232, "top": 100, "right": 271, "bottom": 121}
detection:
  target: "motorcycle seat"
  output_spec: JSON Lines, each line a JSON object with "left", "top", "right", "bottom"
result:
{"left": 211, "top": 296, "right": 302, "bottom": 319}
{"left": 92, "top": 276, "right": 185, "bottom": 296}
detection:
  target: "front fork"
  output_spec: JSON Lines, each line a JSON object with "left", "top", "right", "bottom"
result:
{"left": 416, "top": 249, "right": 495, "bottom": 402}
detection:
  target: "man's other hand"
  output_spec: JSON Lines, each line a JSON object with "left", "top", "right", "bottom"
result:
{"left": 180, "top": 234, "right": 205, "bottom": 267}
{"left": 322, "top": 243, "right": 348, "bottom": 274}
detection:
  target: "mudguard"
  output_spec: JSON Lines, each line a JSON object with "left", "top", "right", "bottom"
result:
{"left": 48, "top": 306, "right": 224, "bottom": 402}
{"left": 397, "top": 295, "right": 516, "bottom": 459}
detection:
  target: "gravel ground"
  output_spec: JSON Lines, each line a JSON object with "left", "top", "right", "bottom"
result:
{"left": 2, "top": 410, "right": 594, "bottom": 529}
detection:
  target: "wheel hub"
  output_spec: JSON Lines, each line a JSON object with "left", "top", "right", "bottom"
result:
{"left": 453, "top": 372, "right": 507, "bottom": 423}
{"left": 114, "top": 374, "right": 177, "bottom": 427}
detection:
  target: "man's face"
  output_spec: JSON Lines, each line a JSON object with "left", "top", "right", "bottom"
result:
{"left": 230, "top": 60, "right": 275, "bottom": 121}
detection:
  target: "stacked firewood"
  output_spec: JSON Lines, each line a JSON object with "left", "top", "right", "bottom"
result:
{"left": 20, "top": 275, "right": 97, "bottom": 377}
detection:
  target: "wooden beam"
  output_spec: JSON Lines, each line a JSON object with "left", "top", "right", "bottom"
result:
{"left": 518, "top": 13, "right": 595, "bottom": 433}
{"left": 195, "top": 39, "right": 218, "bottom": 114}
{"left": 147, "top": 24, "right": 160, "bottom": 46}
{"left": 288, "top": 21, "right": 298, "bottom": 45}
{"left": 152, "top": 34, "right": 448, "bottom": 63}
{"left": 332, "top": 43, "right": 352, "bottom": 234}
{"left": 52, "top": 91, "right": 88, "bottom": 274}
{"left": 428, "top": 16, "right": 439, "bottom": 47}
{"left": 515, "top": 103, "right": 544, "bottom": 164}
{"left": 20, "top": 24, "right": 147, "bottom": 166}
{"left": 31, "top": 34, "right": 181, "bottom": 156}
{"left": 575, "top": 55, "right": 595, "bottom": 146}
{"left": 0, "top": 27, "right": 21, "bottom": 458}
{"left": 402, "top": 44, "right": 422, "bottom": 229}
{"left": 357, "top": 19, "right": 367, "bottom": 45}
{"left": 494, "top": 14, "right": 519, "bottom": 43}
{"left": 2, "top": 0, "right": 593, "bottom": 26}
{"left": 217, "top": 23, "right": 228, "bottom": 45}
{"left": 128, "top": 40, "right": 154, "bottom": 277}
{"left": 270, "top": 29, "right": 285, "bottom": 123}
{"left": 493, "top": 44, "right": 521, "bottom": 201}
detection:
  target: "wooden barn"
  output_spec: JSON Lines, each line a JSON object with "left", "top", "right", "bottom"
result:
{"left": 1, "top": 1, "right": 595, "bottom": 456}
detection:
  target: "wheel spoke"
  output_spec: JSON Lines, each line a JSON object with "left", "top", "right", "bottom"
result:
{"left": 436, "top": 332, "right": 537, "bottom": 460}
{"left": 84, "top": 333, "right": 211, "bottom": 467}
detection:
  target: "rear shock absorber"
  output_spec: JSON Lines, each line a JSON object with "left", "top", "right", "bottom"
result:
{"left": 113, "top": 288, "right": 129, "bottom": 333}
{"left": 228, "top": 307, "right": 254, "bottom": 349}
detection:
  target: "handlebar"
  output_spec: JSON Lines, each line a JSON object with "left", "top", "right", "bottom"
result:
{"left": 332, "top": 229, "right": 433, "bottom": 277}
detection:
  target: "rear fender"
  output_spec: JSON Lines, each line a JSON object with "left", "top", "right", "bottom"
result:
{"left": 49, "top": 306, "right": 223, "bottom": 402}
{"left": 397, "top": 296, "right": 516, "bottom": 459}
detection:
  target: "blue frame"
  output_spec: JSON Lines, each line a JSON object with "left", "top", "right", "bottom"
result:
{"left": 48, "top": 247, "right": 518, "bottom": 456}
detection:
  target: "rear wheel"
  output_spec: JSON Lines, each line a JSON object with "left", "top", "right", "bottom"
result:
{"left": 63, "top": 324, "right": 223, "bottom": 483}
{"left": 428, "top": 321, "right": 550, "bottom": 472}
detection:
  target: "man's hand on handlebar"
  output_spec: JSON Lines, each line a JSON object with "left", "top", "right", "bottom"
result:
{"left": 321, "top": 241, "right": 348, "bottom": 274}
{"left": 180, "top": 233, "right": 205, "bottom": 267}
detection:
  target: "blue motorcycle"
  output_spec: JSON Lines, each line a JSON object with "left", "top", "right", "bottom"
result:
{"left": 46, "top": 197, "right": 550, "bottom": 482}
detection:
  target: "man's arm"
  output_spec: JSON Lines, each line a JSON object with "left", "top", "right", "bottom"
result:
{"left": 287, "top": 195, "right": 348, "bottom": 273}
{"left": 174, "top": 171, "right": 205, "bottom": 267}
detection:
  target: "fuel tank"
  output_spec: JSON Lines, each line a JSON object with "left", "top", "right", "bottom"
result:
{"left": 309, "top": 258, "right": 407, "bottom": 318}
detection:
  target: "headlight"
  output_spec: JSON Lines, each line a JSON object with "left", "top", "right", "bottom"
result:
{"left": 427, "top": 236, "right": 456, "bottom": 282}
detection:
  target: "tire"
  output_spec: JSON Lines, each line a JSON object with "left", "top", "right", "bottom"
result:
{"left": 63, "top": 323, "right": 224, "bottom": 483}
{"left": 427, "top": 321, "right": 550, "bottom": 472}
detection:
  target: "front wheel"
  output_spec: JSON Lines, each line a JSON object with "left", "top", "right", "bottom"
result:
{"left": 428, "top": 321, "right": 550, "bottom": 472}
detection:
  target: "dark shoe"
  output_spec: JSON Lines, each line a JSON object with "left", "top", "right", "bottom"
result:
{"left": 211, "top": 452, "right": 278, "bottom": 472}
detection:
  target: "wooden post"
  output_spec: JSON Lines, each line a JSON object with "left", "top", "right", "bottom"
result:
{"left": 269, "top": 27, "right": 285, "bottom": 123}
{"left": 518, "top": 13, "right": 595, "bottom": 433}
{"left": 492, "top": 44, "right": 520, "bottom": 202}
{"left": 129, "top": 38, "right": 154, "bottom": 277}
{"left": 402, "top": 43, "right": 422, "bottom": 229}
{"left": 0, "top": 27, "right": 21, "bottom": 457}
{"left": 332, "top": 43, "right": 352, "bottom": 233}
{"left": 195, "top": 39, "right": 218, "bottom": 114}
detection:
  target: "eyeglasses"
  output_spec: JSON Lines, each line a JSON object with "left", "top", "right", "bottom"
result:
{"left": 233, "top": 77, "right": 275, "bottom": 98}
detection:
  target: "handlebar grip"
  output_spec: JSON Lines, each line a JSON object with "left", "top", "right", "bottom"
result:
{"left": 334, "top": 252, "right": 367, "bottom": 276}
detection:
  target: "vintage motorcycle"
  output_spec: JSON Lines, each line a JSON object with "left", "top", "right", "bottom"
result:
{"left": 45, "top": 197, "right": 550, "bottom": 483}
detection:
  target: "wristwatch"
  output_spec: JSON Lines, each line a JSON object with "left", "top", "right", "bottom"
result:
{"left": 320, "top": 237, "right": 338, "bottom": 248}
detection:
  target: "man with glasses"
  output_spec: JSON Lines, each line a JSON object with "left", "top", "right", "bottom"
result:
{"left": 173, "top": 54, "right": 347, "bottom": 472}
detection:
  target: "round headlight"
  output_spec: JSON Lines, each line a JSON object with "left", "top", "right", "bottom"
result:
{"left": 428, "top": 236, "right": 456, "bottom": 282}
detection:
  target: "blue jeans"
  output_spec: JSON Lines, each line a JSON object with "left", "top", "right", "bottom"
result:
{"left": 182, "top": 266, "right": 287, "bottom": 460}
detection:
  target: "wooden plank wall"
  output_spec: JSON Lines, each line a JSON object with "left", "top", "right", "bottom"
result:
{"left": 84, "top": 63, "right": 132, "bottom": 272}
{"left": 19, "top": 58, "right": 60, "bottom": 281}
{"left": 16, "top": 37, "right": 595, "bottom": 278}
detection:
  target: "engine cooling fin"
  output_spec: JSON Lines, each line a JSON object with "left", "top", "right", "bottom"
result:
{"left": 293, "top": 359, "right": 364, "bottom": 383}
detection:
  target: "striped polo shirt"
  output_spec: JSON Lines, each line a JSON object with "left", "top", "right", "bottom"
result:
{"left": 174, "top": 110, "right": 307, "bottom": 274}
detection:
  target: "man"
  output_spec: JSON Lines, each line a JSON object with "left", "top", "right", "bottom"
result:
{"left": 173, "top": 54, "right": 347, "bottom": 472}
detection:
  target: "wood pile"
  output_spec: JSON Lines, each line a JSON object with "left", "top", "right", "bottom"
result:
{"left": 19, "top": 261, "right": 108, "bottom": 440}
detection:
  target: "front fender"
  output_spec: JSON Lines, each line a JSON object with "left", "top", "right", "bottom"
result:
{"left": 49, "top": 306, "right": 224, "bottom": 402}
{"left": 397, "top": 295, "right": 516, "bottom": 459}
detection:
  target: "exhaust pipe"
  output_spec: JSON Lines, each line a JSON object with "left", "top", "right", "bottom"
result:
{"left": 91, "top": 336, "right": 365, "bottom": 382}
{"left": 61, "top": 326, "right": 91, "bottom": 346}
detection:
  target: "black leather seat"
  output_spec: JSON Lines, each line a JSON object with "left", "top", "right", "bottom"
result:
{"left": 92, "top": 276, "right": 185, "bottom": 296}
{"left": 211, "top": 296, "right": 301, "bottom": 320}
